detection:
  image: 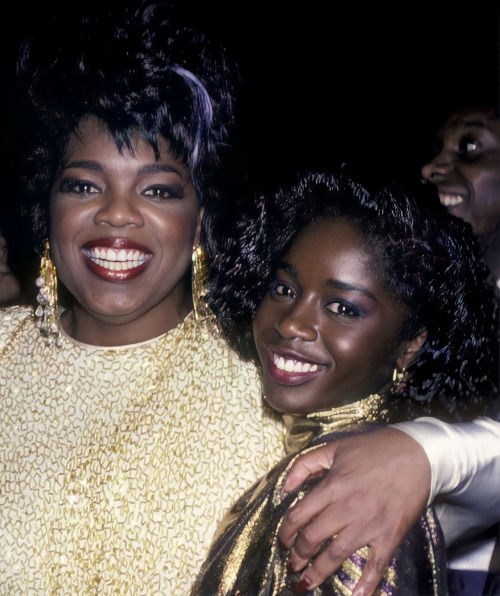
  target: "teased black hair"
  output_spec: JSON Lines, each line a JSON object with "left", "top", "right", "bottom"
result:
{"left": 16, "top": 1, "right": 240, "bottom": 256}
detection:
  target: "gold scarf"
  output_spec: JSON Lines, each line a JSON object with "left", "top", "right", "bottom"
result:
{"left": 283, "top": 393, "right": 391, "bottom": 455}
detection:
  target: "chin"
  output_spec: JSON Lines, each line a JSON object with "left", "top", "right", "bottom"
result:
{"left": 264, "top": 394, "right": 309, "bottom": 416}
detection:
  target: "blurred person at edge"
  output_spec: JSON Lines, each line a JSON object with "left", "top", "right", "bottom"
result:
{"left": 421, "top": 103, "right": 500, "bottom": 287}
{"left": 0, "top": 226, "right": 21, "bottom": 305}
{"left": 419, "top": 102, "right": 500, "bottom": 595}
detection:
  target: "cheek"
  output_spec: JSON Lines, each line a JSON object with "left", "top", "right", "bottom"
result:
{"left": 49, "top": 205, "right": 81, "bottom": 266}
{"left": 329, "top": 326, "right": 397, "bottom": 372}
{"left": 50, "top": 198, "right": 89, "bottom": 239}
{"left": 473, "top": 172, "right": 500, "bottom": 206}
{"left": 155, "top": 210, "right": 200, "bottom": 253}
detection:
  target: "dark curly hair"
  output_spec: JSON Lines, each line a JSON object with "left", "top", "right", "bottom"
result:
{"left": 16, "top": 1, "right": 240, "bottom": 256}
{"left": 207, "top": 167, "right": 499, "bottom": 423}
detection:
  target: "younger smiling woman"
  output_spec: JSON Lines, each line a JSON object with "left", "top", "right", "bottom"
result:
{"left": 193, "top": 170, "right": 499, "bottom": 595}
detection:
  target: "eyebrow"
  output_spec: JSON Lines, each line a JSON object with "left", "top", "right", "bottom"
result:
{"left": 63, "top": 161, "right": 182, "bottom": 176}
{"left": 278, "top": 260, "right": 378, "bottom": 302}
{"left": 63, "top": 160, "right": 104, "bottom": 172}
{"left": 452, "top": 119, "right": 493, "bottom": 134}
{"left": 462, "top": 120, "right": 487, "bottom": 128}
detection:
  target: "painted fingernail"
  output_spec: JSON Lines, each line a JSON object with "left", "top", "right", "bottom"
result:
{"left": 295, "top": 578, "right": 311, "bottom": 594}
{"left": 286, "top": 559, "right": 296, "bottom": 573}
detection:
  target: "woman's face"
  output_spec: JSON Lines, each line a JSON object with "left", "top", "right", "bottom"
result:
{"left": 420, "top": 108, "right": 500, "bottom": 236}
{"left": 252, "top": 220, "right": 409, "bottom": 415}
{"left": 50, "top": 116, "right": 202, "bottom": 342}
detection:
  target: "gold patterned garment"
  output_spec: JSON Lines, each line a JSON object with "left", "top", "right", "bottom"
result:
{"left": 191, "top": 395, "right": 448, "bottom": 596}
{"left": 0, "top": 306, "right": 284, "bottom": 594}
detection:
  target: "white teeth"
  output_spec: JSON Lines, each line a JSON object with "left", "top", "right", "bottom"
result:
{"left": 87, "top": 247, "right": 147, "bottom": 271}
{"left": 439, "top": 194, "right": 464, "bottom": 207}
{"left": 106, "top": 248, "right": 117, "bottom": 261}
{"left": 273, "top": 353, "right": 318, "bottom": 373}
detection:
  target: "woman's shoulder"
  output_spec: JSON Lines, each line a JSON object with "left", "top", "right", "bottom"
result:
{"left": 0, "top": 305, "right": 35, "bottom": 346}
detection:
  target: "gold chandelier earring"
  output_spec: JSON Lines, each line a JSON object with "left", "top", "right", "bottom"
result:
{"left": 191, "top": 244, "right": 209, "bottom": 323}
{"left": 35, "top": 240, "right": 61, "bottom": 346}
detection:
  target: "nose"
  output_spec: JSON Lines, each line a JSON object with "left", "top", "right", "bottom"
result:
{"left": 274, "top": 301, "right": 318, "bottom": 342}
{"left": 421, "top": 150, "right": 454, "bottom": 183}
{"left": 94, "top": 189, "right": 144, "bottom": 228}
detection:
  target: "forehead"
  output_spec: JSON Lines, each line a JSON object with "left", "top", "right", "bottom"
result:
{"left": 292, "top": 219, "right": 372, "bottom": 251}
{"left": 287, "top": 219, "right": 383, "bottom": 278}
{"left": 441, "top": 108, "right": 500, "bottom": 138}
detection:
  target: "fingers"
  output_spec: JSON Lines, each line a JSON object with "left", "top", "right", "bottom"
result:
{"left": 293, "top": 533, "right": 398, "bottom": 596}
{"left": 283, "top": 501, "right": 344, "bottom": 571}
{"left": 282, "top": 443, "right": 336, "bottom": 497}
{"left": 279, "top": 469, "right": 339, "bottom": 552}
{"left": 350, "top": 550, "right": 395, "bottom": 596}
{"left": 278, "top": 428, "right": 432, "bottom": 591}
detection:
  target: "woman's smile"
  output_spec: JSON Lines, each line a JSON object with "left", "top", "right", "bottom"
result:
{"left": 82, "top": 237, "right": 153, "bottom": 282}
{"left": 267, "top": 347, "right": 324, "bottom": 385}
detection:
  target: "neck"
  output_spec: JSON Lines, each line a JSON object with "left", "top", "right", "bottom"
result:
{"left": 60, "top": 297, "right": 193, "bottom": 346}
{"left": 283, "top": 393, "right": 389, "bottom": 455}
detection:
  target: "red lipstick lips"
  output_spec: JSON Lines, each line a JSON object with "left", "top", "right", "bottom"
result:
{"left": 82, "top": 237, "right": 153, "bottom": 282}
{"left": 266, "top": 348, "right": 323, "bottom": 386}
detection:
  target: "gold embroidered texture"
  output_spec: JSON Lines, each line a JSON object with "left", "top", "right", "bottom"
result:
{"left": 191, "top": 395, "right": 446, "bottom": 596}
{"left": 0, "top": 306, "right": 284, "bottom": 594}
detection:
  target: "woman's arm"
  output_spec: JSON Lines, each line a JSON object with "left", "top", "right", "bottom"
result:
{"left": 396, "top": 416, "right": 500, "bottom": 545}
{"left": 279, "top": 417, "right": 500, "bottom": 596}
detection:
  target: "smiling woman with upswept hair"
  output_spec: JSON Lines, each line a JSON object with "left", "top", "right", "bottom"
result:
{"left": 0, "top": 4, "right": 285, "bottom": 592}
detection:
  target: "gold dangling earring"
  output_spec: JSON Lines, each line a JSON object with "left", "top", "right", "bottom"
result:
{"left": 191, "top": 244, "right": 208, "bottom": 323}
{"left": 392, "top": 366, "right": 407, "bottom": 393}
{"left": 35, "top": 240, "right": 61, "bottom": 347}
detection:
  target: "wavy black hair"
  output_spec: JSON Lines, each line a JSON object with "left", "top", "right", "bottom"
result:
{"left": 207, "top": 168, "right": 499, "bottom": 422}
{"left": 16, "top": 1, "right": 240, "bottom": 256}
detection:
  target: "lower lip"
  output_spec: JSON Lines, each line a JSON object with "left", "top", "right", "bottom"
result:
{"left": 84, "top": 254, "right": 151, "bottom": 282}
{"left": 266, "top": 350, "right": 322, "bottom": 386}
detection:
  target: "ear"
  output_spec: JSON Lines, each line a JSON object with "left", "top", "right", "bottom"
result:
{"left": 194, "top": 207, "right": 205, "bottom": 246}
{"left": 396, "top": 328, "right": 428, "bottom": 371}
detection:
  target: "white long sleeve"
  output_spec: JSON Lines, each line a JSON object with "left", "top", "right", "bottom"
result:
{"left": 393, "top": 416, "right": 500, "bottom": 550}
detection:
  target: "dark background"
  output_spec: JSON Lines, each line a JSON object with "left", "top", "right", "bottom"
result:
{"left": 181, "top": 1, "right": 499, "bottom": 189}
{"left": 1, "top": 1, "right": 498, "bottom": 186}
{"left": 0, "top": 0, "right": 498, "bottom": 287}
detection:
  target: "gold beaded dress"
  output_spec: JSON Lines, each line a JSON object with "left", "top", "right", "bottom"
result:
{"left": 191, "top": 394, "right": 448, "bottom": 596}
{"left": 0, "top": 306, "right": 284, "bottom": 594}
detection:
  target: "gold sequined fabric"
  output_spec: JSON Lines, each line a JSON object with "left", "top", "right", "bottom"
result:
{"left": 0, "top": 306, "right": 284, "bottom": 594}
{"left": 191, "top": 395, "right": 448, "bottom": 596}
